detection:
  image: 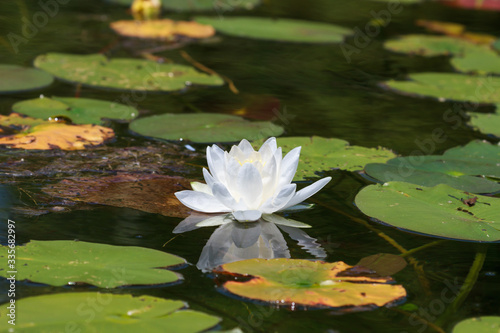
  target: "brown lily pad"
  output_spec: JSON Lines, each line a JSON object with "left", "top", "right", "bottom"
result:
{"left": 215, "top": 258, "right": 406, "bottom": 310}
{"left": 356, "top": 253, "right": 408, "bottom": 277}
{"left": 43, "top": 173, "right": 192, "bottom": 218}
{"left": 0, "top": 113, "right": 114, "bottom": 150}
{"left": 110, "top": 19, "right": 215, "bottom": 40}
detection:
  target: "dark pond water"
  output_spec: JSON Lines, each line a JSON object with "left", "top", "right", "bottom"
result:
{"left": 0, "top": 0, "right": 499, "bottom": 332}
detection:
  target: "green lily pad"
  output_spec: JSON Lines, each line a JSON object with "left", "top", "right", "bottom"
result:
{"left": 34, "top": 53, "right": 224, "bottom": 92}
{"left": 0, "top": 240, "right": 185, "bottom": 287}
{"left": 0, "top": 293, "right": 220, "bottom": 332}
{"left": 0, "top": 64, "right": 54, "bottom": 94}
{"left": 385, "top": 34, "right": 500, "bottom": 74}
{"left": 215, "top": 258, "right": 406, "bottom": 309}
{"left": 12, "top": 96, "right": 138, "bottom": 125}
{"left": 106, "top": 0, "right": 260, "bottom": 11}
{"left": 253, "top": 136, "right": 396, "bottom": 181}
{"left": 384, "top": 72, "right": 500, "bottom": 103}
{"left": 453, "top": 316, "right": 500, "bottom": 333}
{"left": 493, "top": 39, "right": 500, "bottom": 51}
{"left": 467, "top": 108, "right": 500, "bottom": 138}
{"left": 364, "top": 141, "right": 500, "bottom": 193}
{"left": 354, "top": 181, "right": 500, "bottom": 242}
{"left": 194, "top": 17, "right": 352, "bottom": 43}
{"left": 130, "top": 113, "right": 284, "bottom": 143}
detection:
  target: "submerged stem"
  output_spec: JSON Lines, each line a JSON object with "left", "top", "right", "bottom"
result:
{"left": 400, "top": 240, "right": 447, "bottom": 258}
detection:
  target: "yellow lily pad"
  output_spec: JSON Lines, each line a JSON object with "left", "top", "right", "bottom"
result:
{"left": 0, "top": 113, "right": 114, "bottom": 150}
{"left": 216, "top": 258, "right": 406, "bottom": 310}
{"left": 110, "top": 19, "right": 215, "bottom": 40}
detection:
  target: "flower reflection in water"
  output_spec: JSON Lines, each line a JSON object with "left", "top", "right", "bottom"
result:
{"left": 173, "top": 213, "right": 327, "bottom": 272}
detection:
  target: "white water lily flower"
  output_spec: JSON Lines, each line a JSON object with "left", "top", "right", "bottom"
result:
{"left": 175, "top": 137, "right": 331, "bottom": 222}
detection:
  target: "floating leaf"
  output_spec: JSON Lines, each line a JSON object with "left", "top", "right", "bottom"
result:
{"left": 12, "top": 96, "right": 138, "bottom": 125}
{"left": 0, "top": 292, "right": 220, "bottom": 332}
{"left": 110, "top": 19, "right": 215, "bottom": 40}
{"left": 354, "top": 181, "right": 500, "bottom": 242}
{"left": 215, "top": 258, "right": 406, "bottom": 309}
{"left": 384, "top": 72, "right": 500, "bottom": 103}
{"left": 0, "top": 64, "right": 53, "bottom": 94}
{"left": 494, "top": 39, "right": 500, "bottom": 52}
{"left": 364, "top": 141, "right": 500, "bottom": 193}
{"left": 0, "top": 240, "right": 185, "bottom": 287}
{"left": 0, "top": 113, "right": 114, "bottom": 150}
{"left": 43, "top": 173, "right": 193, "bottom": 218}
{"left": 467, "top": 109, "right": 500, "bottom": 138}
{"left": 106, "top": 0, "right": 260, "bottom": 11}
{"left": 194, "top": 17, "right": 352, "bottom": 43}
{"left": 253, "top": 136, "right": 396, "bottom": 181}
{"left": 453, "top": 316, "right": 500, "bottom": 333}
{"left": 34, "top": 53, "right": 224, "bottom": 92}
{"left": 441, "top": 0, "right": 500, "bottom": 11}
{"left": 357, "top": 253, "right": 407, "bottom": 277}
{"left": 130, "top": 113, "right": 284, "bottom": 143}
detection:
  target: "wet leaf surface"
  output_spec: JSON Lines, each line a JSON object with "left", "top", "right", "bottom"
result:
{"left": 0, "top": 113, "right": 114, "bottom": 150}
{"left": 110, "top": 19, "right": 215, "bottom": 40}
{"left": 0, "top": 64, "right": 54, "bottom": 94}
{"left": 215, "top": 258, "right": 406, "bottom": 310}
{"left": 356, "top": 253, "right": 408, "bottom": 277}
{"left": 0, "top": 240, "right": 185, "bottom": 287}
{"left": 355, "top": 181, "right": 500, "bottom": 242}
{"left": 0, "top": 292, "right": 221, "bottom": 332}
{"left": 34, "top": 53, "right": 224, "bottom": 92}
{"left": 452, "top": 316, "right": 500, "bottom": 333}
{"left": 43, "top": 173, "right": 193, "bottom": 218}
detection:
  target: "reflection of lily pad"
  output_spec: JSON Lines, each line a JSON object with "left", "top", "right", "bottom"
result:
{"left": 0, "top": 240, "right": 185, "bottom": 287}
{"left": 0, "top": 292, "right": 220, "bottom": 332}
{"left": 106, "top": 0, "right": 260, "bottom": 11}
{"left": 43, "top": 174, "right": 193, "bottom": 218}
{"left": 467, "top": 109, "right": 500, "bottom": 138}
{"left": 12, "top": 96, "right": 138, "bottom": 125}
{"left": 453, "top": 316, "right": 500, "bottom": 333}
{"left": 110, "top": 19, "right": 215, "bottom": 39}
{"left": 364, "top": 141, "right": 500, "bottom": 193}
{"left": 0, "top": 113, "right": 114, "bottom": 150}
{"left": 34, "top": 53, "right": 224, "bottom": 92}
{"left": 0, "top": 64, "right": 53, "bottom": 94}
{"left": 355, "top": 181, "right": 500, "bottom": 242}
{"left": 195, "top": 17, "right": 352, "bottom": 43}
{"left": 216, "top": 258, "right": 406, "bottom": 309}
{"left": 253, "top": 136, "right": 396, "bottom": 181}
{"left": 130, "top": 113, "right": 284, "bottom": 143}
{"left": 384, "top": 73, "right": 500, "bottom": 103}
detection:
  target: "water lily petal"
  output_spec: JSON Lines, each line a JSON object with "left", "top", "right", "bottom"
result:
{"left": 202, "top": 168, "right": 216, "bottom": 189}
{"left": 207, "top": 144, "right": 226, "bottom": 184}
{"left": 175, "top": 190, "right": 230, "bottom": 213}
{"left": 196, "top": 214, "right": 233, "bottom": 227}
{"left": 237, "top": 163, "right": 263, "bottom": 209}
{"left": 231, "top": 221, "right": 261, "bottom": 248}
{"left": 278, "top": 146, "right": 301, "bottom": 188}
{"left": 262, "top": 214, "right": 312, "bottom": 228}
{"left": 190, "top": 181, "right": 212, "bottom": 195}
{"left": 260, "top": 153, "right": 278, "bottom": 197}
{"left": 212, "top": 182, "right": 240, "bottom": 210}
{"left": 260, "top": 183, "right": 296, "bottom": 213}
{"left": 259, "top": 137, "right": 277, "bottom": 153}
{"left": 233, "top": 210, "right": 262, "bottom": 222}
{"left": 280, "top": 176, "right": 331, "bottom": 210}
{"left": 238, "top": 139, "right": 255, "bottom": 156}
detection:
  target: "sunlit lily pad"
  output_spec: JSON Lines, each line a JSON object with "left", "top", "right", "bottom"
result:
{"left": 34, "top": 53, "right": 224, "bottom": 92}
{"left": 494, "top": 39, "right": 500, "bottom": 51}
{"left": 384, "top": 73, "right": 500, "bottom": 103}
{"left": 453, "top": 316, "right": 500, "bottom": 333}
{"left": 416, "top": 20, "right": 497, "bottom": 45}
{"left": 0, "top": 240, "right": 185, "bottom": 287}
{"left": 194, "top": 17, "right": 352, "bottom": 43}
{"left": 467, "top": 109, "right": 500, "bottom": 138}
{"left": 130, "top": 113, "right": 284, "bottom": 143}
{"left": 0, "top": 292, "right": 220, "bottom": 332}
{"left": 215, "top": 258, "right": 406, "bottom": 309}
{"left": 253, "top": 136, "right": 396, "bottom": 181}
{"left": 364, "top": 141, "right": 500, "bottom": 193}
{"left": 0, "top": 64, "right": 53, "bottom": 94}
{"left": 110, "top": 19, "right": 215, "bottom": 40}
{"left": 43, "top": 173, "right": 192, "bottom": 218}
{"left": 106, "top": 0, "right": 260, "bottom": 11}
{"left": 355, "top": 181, "right": 500, "bottom": 242}
{"left": 12, "top": 96, "right": 138, "bottom": 125}
{"left": 0, "top": 113, "right": 114, "bottom": 150}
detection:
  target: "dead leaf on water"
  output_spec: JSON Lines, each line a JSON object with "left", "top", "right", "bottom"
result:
{"left": 110, "top": 19, "right": 215, "bottom": 40}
